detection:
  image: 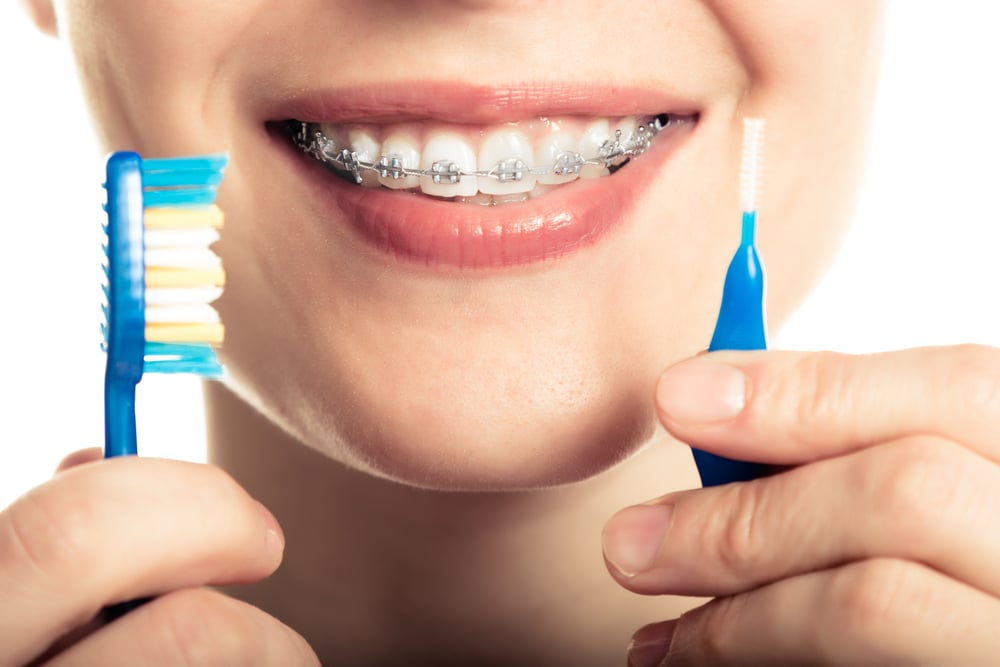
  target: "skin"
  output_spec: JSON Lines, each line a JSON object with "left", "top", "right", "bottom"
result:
{"left": 10, "top": 1, "right": 1000, "bottom": 665}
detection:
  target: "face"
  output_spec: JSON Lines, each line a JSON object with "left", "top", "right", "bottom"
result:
{"left": 40, "top": 0, "right": 883, "bottom": 490}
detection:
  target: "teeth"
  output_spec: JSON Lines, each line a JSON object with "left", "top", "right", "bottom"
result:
{"left": 347, "top": 128, "right": 382, "bottom": 188}
{"left": 492, "top": 191, "right": 529, "bottom": 205}
{"left": 456, "top": 184, "right": 557, "bottom": 207}
{"left": 420, "top": 132, "right": 478, "bottom": 197}
{"left": 477, "top": 129, "right": 535, "bottom": 195}
{"left": 530, "top": 183, "right": 557, "bottom": 198}
{"left": 457, "top": 192, "right": 495, "bottom": 207}
{"left": 536, "top": 129, "right": 581, "bottom": 185}
{"left": 378, "top": 128, "right": 421, "bottom": 190}
{"left": 577, "top": 119, "right": 612, "bottom": 180}
{"left": 609, "top": 116, "right": 638, "bottom": 167}
{"left": 296, "top": 112, "right": 681, "bottom": 202}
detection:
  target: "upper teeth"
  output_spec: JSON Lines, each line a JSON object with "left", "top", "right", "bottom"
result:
{"left": 290, "top": 114, "right": 675, "bottom": 198}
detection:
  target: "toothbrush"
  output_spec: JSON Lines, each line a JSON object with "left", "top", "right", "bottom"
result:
{"left": 102, "top": 151, "right": 227, "bottom": 458}
{"left": 101, "top": 151, "right": 227, "bottom": 619}
{"left": 690, "top": 118, "right": 773, "bottom": 487}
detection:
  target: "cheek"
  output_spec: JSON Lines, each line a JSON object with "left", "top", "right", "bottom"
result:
{"left": 58, "top": 0, "right": 275, "bottom": 151}
{"left": 707, "top": 0, "right": 885, "bottom": 80}
{"left": 707, "top": 0, "right": 886, "bottom": 327}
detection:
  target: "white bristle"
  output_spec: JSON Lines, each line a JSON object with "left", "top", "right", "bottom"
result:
{"left": 145, "top": 303, "right": 221, "bottom": 324}
{"left": 145, "top": 227, "right": 219, "bottom": 249}
{"left": 144, "top": 247, "right": 223, "bottom": 270}
{"left": 739, "top": 118, "right": 765, "bottom": 213}
{"left": 145, "top": 286, "right": 224, "bottom": 306}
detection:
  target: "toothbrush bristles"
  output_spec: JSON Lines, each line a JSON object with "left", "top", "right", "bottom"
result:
{"left": 740, "top": 118, "right": 765, "bottom": 214}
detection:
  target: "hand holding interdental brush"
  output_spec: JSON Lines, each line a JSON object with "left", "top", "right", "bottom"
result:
{"left": 0, "top": 449, "right": 318, "bottom": 665}
{"left": 604, "top": 346, "right": 1000, "bottom": 665}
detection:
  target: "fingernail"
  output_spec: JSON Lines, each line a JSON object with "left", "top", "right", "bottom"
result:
{"left": 602, "top": 504, "right": 673, "bottom": 577}
{"left": 656, "top": 359, "right": 746, "bottom": 424}
{"left": 256, "top": 501, "right": 285, "bottom": 556}
{"left": 628, "top": 621, "right": 677, "bottom": 667}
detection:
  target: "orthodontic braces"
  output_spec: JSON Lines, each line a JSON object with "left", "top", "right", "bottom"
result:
{"left": 288, "top": 116, "right": 669, "bottom": 186}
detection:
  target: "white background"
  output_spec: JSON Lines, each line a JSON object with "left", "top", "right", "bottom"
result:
{"left": 2, "top": 2, "right": 1000, "bottom": 506}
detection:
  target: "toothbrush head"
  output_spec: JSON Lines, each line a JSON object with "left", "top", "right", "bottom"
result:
{"left": 101, "top": 151, "right": 227, "bottom": 457}
{"left": 102, "top": 152, "right": 227, "bottom": 380}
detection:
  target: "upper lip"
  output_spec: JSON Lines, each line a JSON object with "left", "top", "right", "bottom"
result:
{"left": 258, "top": 80, "right": 703, "bottom": 125}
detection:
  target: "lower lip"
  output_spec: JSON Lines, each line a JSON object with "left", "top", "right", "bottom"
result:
{"left": 271, "top": 121, "right": 696, "bottom": 270}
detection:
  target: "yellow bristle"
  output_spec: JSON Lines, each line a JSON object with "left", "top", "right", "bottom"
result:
{"left": 146, "top": 322, "right": 225, "bottom": 344}
{"left": 144, "top": 205, "right": 224, "bottom": 229}
{"left": 146, "top": 266, "right": 225, "bottom": 288}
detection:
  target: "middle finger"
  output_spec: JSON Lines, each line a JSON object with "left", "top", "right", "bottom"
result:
{"left": 603, "top": 436, "right": 1000, "bottom": 599}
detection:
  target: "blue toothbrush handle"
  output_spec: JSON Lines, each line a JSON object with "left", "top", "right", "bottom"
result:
{"left": 103, "top": 151, "right": 146, "bottom": 459}
{"left": 693, "top": 240, "right": 772, "bottom": 486}
{"left": 101, "top": 152, "right": 149, "bottom": 619}
{"left": 104, "top": 378, "right": 139, "bottom": 458}
{"left": 101, "top": 375, "right": 148, "bottom": 621}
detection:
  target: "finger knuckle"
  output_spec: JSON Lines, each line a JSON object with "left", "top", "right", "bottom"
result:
{"left": 944, "top": 344, "right": 1000, "bottom": 414}
{"left": 711, "top": 482, "right": 767, "bottom": 577}
{"left": 764, "top": 351, "right": 853, "bottom": 431}
{"left": 870, "top": 438, "right": 968, "bottom": 545}
{"left": 163, "top": 589, "right": 238, "bottom": 663}
{"left": 145, "top": 589, "right": 318, "bottom": 665}
{"left": 827, "top": 559, "right": 934, "bottom": 656}
{"left": 692, "top": 595, "right": 744, "bottom": 661}
{"left": 1, "top": 486, "right": 101, "bottom": 581}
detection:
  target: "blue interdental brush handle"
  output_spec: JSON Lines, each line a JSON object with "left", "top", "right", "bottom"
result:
{"left": 691, "top": 210, "right": 772, "bottom": 487}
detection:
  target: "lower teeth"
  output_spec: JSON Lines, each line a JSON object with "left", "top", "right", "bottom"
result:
{"left": 452, "top": 185, "right": 558, "bottom": 207}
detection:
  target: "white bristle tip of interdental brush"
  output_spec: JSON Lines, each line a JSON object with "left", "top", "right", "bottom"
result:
{"left": 740, "top": 118, "right": 765, "bottom": 213}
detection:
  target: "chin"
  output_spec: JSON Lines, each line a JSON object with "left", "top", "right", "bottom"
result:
{"left": 218, "top": 309, "right": 660, "bottom": 492}
{"left": 328, "top": 386, "right": 658, "bottom": 493}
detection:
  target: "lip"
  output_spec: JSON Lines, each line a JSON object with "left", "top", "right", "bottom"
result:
{"left": 258, "top": 81, "right": 702, "bottom": 124}
{"left": 262, "top": 82, "right": 701, "bottom": 270}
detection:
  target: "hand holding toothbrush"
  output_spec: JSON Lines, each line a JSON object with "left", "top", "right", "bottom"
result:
{"left": 604, "top": 345, "right": 1000, "bottom": 665}
{"left": 0, "top": 449, "right": 318, "bottom": 665}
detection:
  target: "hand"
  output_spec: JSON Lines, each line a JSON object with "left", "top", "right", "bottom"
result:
{"left": 0, "top": 449, "right": 318, "bottom": 666}
{"left": 603, "top": 345, "right": 1000, "bottom": 666}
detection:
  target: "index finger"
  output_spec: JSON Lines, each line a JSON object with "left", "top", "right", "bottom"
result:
{"left": 654, "top": 345, "right": 1000, "bottom": 465}
{"left": 0, "top": 457, "right": 282, "bottom": 667}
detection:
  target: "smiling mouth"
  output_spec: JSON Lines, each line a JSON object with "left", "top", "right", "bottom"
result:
{"left": 280, "top": 112, "right": 695, "bottom": 206}
{"left": 264, "top": 82, "right": 701, "bottom": 268}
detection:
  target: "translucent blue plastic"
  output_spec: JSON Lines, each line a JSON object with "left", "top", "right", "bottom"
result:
{"left": 102, "top": 152, "right": 227, "bottom": 458}
{"left": 692, "top": 211, "right": 772, "bottom": 486}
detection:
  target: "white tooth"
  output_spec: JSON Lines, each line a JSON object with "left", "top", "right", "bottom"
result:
{"left": 609, "top": 116, "right": 638, "bottom": 167}
{"left": 318, "top": 124, "right": 348, "bottom": 148}
{"left": 528, "top": 183, "right": 557, "bottom": 199}
{"left": 492, "top": 192, "right": 529, "bottom": 205}
{"left": 378, "top": 130, "right": 421, "bottom": 190}
{"left": 458, "top": 192, "right": 495, "bottom": 207}
{"left": 477, "top": 129, "right": 535, "bottom": 195}
{"left": 536, "top": 129, "right": 580, "bottom": 185}
{"left": 578, "top": 119, "right": 611, "bottom": 179}
{"left": 347, "top": 127, "right": 381, "bottom": 188}
{"left": 420, "top": 132, "right": 478, "bottom": 197}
